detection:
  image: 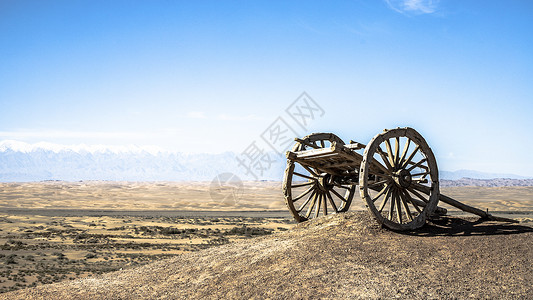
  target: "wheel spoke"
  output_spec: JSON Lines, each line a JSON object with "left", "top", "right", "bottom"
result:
{"left": 411, "top": 183, "right": 431, "bottom": 193}
{"left": 407, "top": 186, "right": 429, "bottom": 203}
{"left": 323, "top": 194, "right": 328, "bottom": 216}
{"left": 284, "top": 133, "right": 354, "bottom": 223}
{"left": 315, "top": 193, "right": 322, "bottom": 218}
{"left": 407, "top": 158, "right": 428, "bottom": 172}
{"left": 368, "top": 179, "right": 390, "bottom": 189}
{"left": 372, "top": 184, "right": 391, "bottom": 202}
{"left": 326, "top": 191, "right": 339, "bottom": 212}
{"left": 400, "top": 144, "right": 420, "bottom": 169}
{"left": 395, "top": 191, "right": 403, "bottom": 223}
{"left": 412, "top": 178, "right": 428, "bottom": 184}
{"left": 368, "top": 166, "right": 392, "bottom": 177}
{"left": 394, "top": 137, "right": 400, "bottom": 166}
{"left": 377, "top": 146, "right": 394, "bottom": 171}
{"left": 293, "top": 172, "right": 317, "bottom": 181}
{"left": 298, "top": 190, "right": 316, "bottom": 212}
{"left": 384, "top": 139, "right": 396, "bottom": 168}
{"left": 301, "top": 164, "right": 319, "bottom": 177}
{"left": 330, "top": 188, "right": 347, "bottom": 202}
{"left": 378, "top": 187, "right": 392, "bottom": 212}
{"left": 388, "top": 190, "right": 396, "bottom": 220}
{"left": 305, "top": 192, "right": 319, "bottom": 218}
{"left": 359, "top": 128, "right": 437, "bottom": 230}
{"left": 398, "top": 190, "right": 413, "bottom": 221}
{"left": 291, "top": 181, "right": 314, "bottom": 188}
{"left": 398, "top": 138, "right": 411, "bottom": 167}
{"left": 400, "top": 189, "right": 422, "bottom": 213}
{"left": 410, "top": 171, "right": 430, "bottom": 177}
{"left": 332, "top": 182, "right": 351, "bottom": 189}
{"left": 292, "top": 185, "right": 314, "bottom": 202}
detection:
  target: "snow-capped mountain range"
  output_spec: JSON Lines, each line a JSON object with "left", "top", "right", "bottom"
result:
{"left": 0, "top": 140, "right": 165, "bottom": 155}
{"left": 0, "top": 140, "right": 528, "bottom": 182}
{"left": 0, "top": 140, "right": 286, "bottom": 182}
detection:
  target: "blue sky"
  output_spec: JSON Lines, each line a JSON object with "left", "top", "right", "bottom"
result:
{"left": 1, "top": 0, "right": 532, "bottom": 176}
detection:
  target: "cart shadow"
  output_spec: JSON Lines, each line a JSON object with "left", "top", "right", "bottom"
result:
{"left": 401, "top": 215, "right": 533, "bottom": 237}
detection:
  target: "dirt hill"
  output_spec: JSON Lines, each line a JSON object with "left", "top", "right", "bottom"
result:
{"left": 2, "top": 212, "right": 532, "bottom": 299}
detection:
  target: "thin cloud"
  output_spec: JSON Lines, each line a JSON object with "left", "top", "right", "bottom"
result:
{"left": 216, "top": 114, "right": 263, "bottom": 121}
{"left": 186, "top": 111, "right": 207, "bottom": 119}
{"left": 385, "top": 0, "right": 439, "bottom": 15}
{"left": 186, "top": 111, "right": 263, "bottom": 121}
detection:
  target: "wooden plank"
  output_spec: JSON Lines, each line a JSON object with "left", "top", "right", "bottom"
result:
{"left": 289, "top": 147, "right": 338, "bottom": 160}
{"left": 294, "top": 138, "right": 319, "bottom": 149}
{"left": 293, "top": 160, "right": 347, "bottom": 177}
{"left": 346, "top": 142, "right": 366, "bottom": 150}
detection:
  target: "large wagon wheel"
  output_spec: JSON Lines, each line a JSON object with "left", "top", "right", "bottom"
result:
{"left": 283, "top": 133, "right": 356, "bottom": 222}
{"left": 359, "top": 127, "right": 439, "bottom": 230}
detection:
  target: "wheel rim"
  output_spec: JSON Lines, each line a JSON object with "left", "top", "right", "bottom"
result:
{"left": 359, "top": 127, "right": 439, "bottom": 230}
{"left": 283, "top": 133, "right": 356, "bottom": 222}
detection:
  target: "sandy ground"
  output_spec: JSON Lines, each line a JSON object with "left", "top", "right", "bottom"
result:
{"left": 0, "top": 212, "right": 293, "bottom": 293}
{"left": 1, "top": 181, "right": 532, "bottom": 212}
{"left": 2, "top": 212, "right": 531, "bottom": 299}
{"left": 0, "top": 181, "right": 285, "bottom": 211}
{"left": 0, "top": 181, "right": 531, "bottom": 297}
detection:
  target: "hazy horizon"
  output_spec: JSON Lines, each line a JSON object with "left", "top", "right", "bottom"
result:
{"left": 1, "top": 1, "right": 532, "bottom": 176}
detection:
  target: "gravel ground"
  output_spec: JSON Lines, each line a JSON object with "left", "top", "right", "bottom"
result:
{"left": 2, "top": 212, "right": 532, "bottom": 299}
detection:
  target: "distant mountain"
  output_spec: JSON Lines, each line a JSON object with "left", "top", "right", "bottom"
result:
{"left": 439, "top": 169, "right": 528, "bottom": 180}
{"left": 0, "top": 141, "right": 530, "bottom": 182}
{"left": 0, "top": 140, "right": 285, "bottom": 182}
{"left": 440, "top": 178, "right": 533, "bottom": 187}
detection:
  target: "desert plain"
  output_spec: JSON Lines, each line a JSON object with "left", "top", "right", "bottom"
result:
{"left": 0, "top": 181, "right": 532, "bottom": 296}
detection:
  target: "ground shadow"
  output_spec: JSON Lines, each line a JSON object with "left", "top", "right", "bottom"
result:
{"left": 400, "top": 215, "right": 533, "bottom": 237}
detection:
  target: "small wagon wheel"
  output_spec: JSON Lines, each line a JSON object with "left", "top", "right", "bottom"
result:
{"left": 359, "top": 127, "right": 439, "bottom": 230}
{"left": 283, "top": 133, "right": 356, "bottom": 222}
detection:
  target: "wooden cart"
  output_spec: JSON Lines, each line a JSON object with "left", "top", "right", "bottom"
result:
{"left": 283, "top": 127, "right": 517, "bottom": 230}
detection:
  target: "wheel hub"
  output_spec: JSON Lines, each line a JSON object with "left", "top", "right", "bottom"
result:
{"left": 317, "top": 173, "right": 331, "bottom": 191}
{"left": 394, "top": 169, "right": 412, "bottom": 188}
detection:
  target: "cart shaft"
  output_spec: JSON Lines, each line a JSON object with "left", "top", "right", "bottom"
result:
{"left": 415, "top": 184, "right": 518, "bottom": 223}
